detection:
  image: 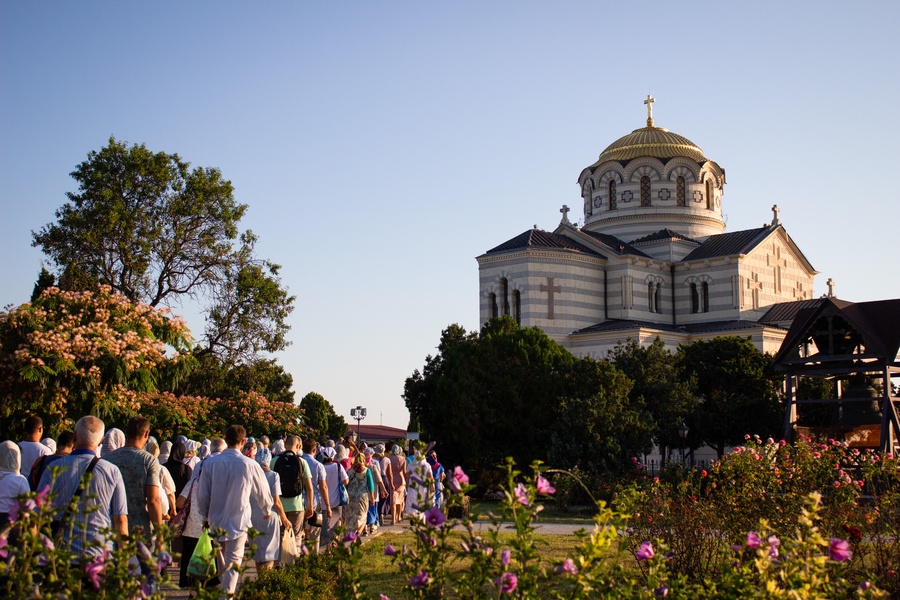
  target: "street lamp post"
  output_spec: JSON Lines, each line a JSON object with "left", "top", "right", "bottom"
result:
{"left": 677, "top": 422, "right": 689, "bottom": 466}
{"left": 350, "top": 406, "right": 367, "bottom": 440}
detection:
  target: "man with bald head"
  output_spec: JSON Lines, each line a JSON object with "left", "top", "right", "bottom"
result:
{"left": 39, "top": 416, "right": 128, "bottom": 559}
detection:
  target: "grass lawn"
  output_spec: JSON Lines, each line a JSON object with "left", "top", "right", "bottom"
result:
{"left": 468, "top": 499, "right": 599, "bottom": 524}
{"left": 358, "top": 530, "right": 633, "bottom": 598}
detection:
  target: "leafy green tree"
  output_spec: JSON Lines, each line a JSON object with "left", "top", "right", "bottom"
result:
{"left": 609, "top": 338, "right": 699, "bottom": 460}
{"left": 405, "top": 317, "right": 654, "bottom": 481}
{"left": 300, "top": 392, "right": 335, "bottom": 439}
{"left": 548, "top": 357, "right": 653, "bottom": 475}
{"left": 30, "top": 266, "right": 56, "bottom": 301}
{"left": 675, "top": 336, "right": 783, "bottom": 457}
{"left": 32, "top": 136, "right": 294, "bottom": 364}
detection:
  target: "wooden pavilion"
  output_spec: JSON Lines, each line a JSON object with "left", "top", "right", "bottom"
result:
{"left": 773, "top": 297, "right": 900, "bottom": 453}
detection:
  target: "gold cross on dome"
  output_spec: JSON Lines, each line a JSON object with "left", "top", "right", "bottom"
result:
{"left": 644, "top": 94, "right": 655, "bottom": 126}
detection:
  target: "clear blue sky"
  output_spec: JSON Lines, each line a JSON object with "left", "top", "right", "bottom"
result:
{"left": 2, "top": 2, "right": 898, "bottom": 430}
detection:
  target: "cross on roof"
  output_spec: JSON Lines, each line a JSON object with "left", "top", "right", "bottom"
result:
{"left": 560, "top": 204, "right": 571, "bottom": 225}
{"left": 771, "top": 204, "right": 781, "bottom": 226}
{"left": 644, "top": 94, "right": 655, "bottom": 127}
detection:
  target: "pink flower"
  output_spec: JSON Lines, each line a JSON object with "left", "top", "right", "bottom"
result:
{"left": 410, "top": 570, "right": 431, "bottom": 589}
{"left": 497, "top": 572, "right": 518, "bottom": 594}
{"left": 0, "top": 537, "right": 8, "bottom": 559}
{"left": 343, "top": 531, "right": 358, "bottom": 544}
{"left": 35, "top": 485, "right": 50, "bottom": 509}
{"left": 85, "top": 552, "right": 108, "bottom": 588}
{"left": 501, "top": 549, "right": 511, "bottom": 566}
{"left": 536, "top": 475, "right": 556, "bottom": 495}
{"left": 655, "top": 584, "right": 669, "bottom": 597}
{"left": 829, "top": 538, "right": 852, "bottom": 562}
{"left": 555, "top": 558, "right": 578, "bottom": 575}
{"left": 636, "top": 541, "right": 654, "bottom": 561}
{"left": 424, "top": 506, "right": 446, "bottom": 528}
{"left": 384, "top": 544, "right": 396, "bottom": 556}
{"left": 746, "top": 531, "right": 762, "bottom": 550}
{"left": 453, "top": 466, "right": 469, "bottom": 485}
{"left": 767, "top": 536, "right": 780, "bottom": 558}
{"left": 700, "top": 470, "right": 708, "bottom": 477}
{"left": 514, "top": 483, "right": 529, "bottom": 506}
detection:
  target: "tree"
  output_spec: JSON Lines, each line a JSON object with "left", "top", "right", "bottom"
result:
{"left": 404, "top": 317, "right": 654, "bottom": 482}
{"left": 32, "top": 137, "right": 294, "bottom": 365}
{"left": 0, "top": 286, "right": 195, "bottom": 438}
{"left": 675, "top": 337, "right": 783, "bottom": 457}
{"left": 30, "top": 266, "right": 55, "bottom": 301}
{"left": 548, "top": 357, "right": 653, "bottom": 476}
{"left": 609, "top": 338, "right": 699, "bottom": 460}
{"left": 299, "top": 391, "right": 347, "bottom": 439}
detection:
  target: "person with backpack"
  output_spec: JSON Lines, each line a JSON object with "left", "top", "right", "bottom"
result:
{"left": 28, "top": 431, "right": 74, "bottom": 491}
{"left": 270, "top": 435, "right": 314, "bottom": 541}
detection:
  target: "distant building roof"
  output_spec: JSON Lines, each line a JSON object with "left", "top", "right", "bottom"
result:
{"left": 352, "top": 424, "right": 408, "bottom": 443}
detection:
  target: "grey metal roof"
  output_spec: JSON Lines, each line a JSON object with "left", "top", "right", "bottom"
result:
{"left": 572, "top": 318, "right": 783, "bottom": 336}
{"left": 681, "top": 226, "right": 771, "bottom": 261}
{"left": 577, "top": 230, "right": 651, "bottom": 257}
{"left": 482, "top": 228, "right": 606, "bottom": 258}
{"left": 631, "top": 228, "right": 699, "bottom": 245}
{"left": 758, "top": 299, "right": 824, "bottom": 325}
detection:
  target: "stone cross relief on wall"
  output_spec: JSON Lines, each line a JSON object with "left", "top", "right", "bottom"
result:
{"left": 540, "top": 277, "right": 561, "bottom": 319}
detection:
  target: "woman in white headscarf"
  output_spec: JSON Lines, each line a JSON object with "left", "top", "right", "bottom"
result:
{"left": 41, "top": 437, "right": 57, "bottom": 454}
{"left": 158, "top": 440, "right": 172, "bottom": 465}
{"left": 100, "top": 428, "right": 125, "bottom": 456}
{"left": 0, "top": 441, "right": 30, "bottom": 532}
{"left": 183, "top": 440, "right": 200, "bottom": 470}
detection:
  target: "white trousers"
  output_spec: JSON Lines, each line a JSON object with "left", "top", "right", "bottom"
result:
{"left": 216, "top": 533, "right": 247, "bottom": 595}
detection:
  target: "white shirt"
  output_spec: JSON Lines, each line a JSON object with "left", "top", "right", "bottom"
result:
{"left": 18, "top": 441, "right": 51, "bottom": 478}
{"left": 196, "top": 448, "right": 273, "bottom": 541}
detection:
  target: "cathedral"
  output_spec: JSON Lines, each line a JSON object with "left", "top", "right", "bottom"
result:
{"left": 477, "top": 97, "right": 819, "bottom": 358}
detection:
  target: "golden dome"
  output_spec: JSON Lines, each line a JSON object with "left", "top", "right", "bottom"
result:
{"left": 590, "top": 126, "right": 708, "bottom": 166}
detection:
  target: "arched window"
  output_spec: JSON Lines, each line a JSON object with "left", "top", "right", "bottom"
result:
{"left": 701, "top": 281, "right": 710, "bottom": 313}
{"left": 640, "top": 176, "right": 651, "bottom": 206}
{"left": 608, "top": 180, "right": 617, "bottom": 210}
{"left": 648, "top": 282, "right": 655, "bottom": 312}
{"left": 489, "top": 293, "right": 498, "bottom": 318}
{"left": 706, "top": 179, "right": 714, "bottom": 210}
{"left": 500, "top": 278, "right": 510, "bottom": 315}
{"left": 690, "top": 283, "right": 699, "bottom": 313}
{"left": 512, "top": 290, "right": 521, "bottom": 324}
{"left": 654, "top": 283, "right": 662, "bottom": 314}
{"left": 676, "top": 176, "right": 686, "bottom": 206}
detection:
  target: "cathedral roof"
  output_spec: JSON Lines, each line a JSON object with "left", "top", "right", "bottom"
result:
{"left": 572, "top": 318, "right": 785, "bottom": 336}
{"left": 483, "top": 228, "right": 606, "bottom": 258}
{"left": 759, "top": 299, "right": 825, "bottom": 327}
{"left": 576, "top": 230, "right": 650, "bottom": 257}
{"left": 589, "top": 126, "right": 708, "bottom": 167}
{"left": 681, "top": 226, "right": 772, "bottom": 261}
{"left": 630, "top": 228, "right": 699, "bottom": 245}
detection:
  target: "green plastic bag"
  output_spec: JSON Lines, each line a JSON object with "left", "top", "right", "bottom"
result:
{"left": 187, "top": 529, "right": 217, "bottom": 579}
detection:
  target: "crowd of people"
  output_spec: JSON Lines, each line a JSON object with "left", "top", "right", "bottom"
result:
{"left": 0, "top": 415, "right": 449, "bottom": 596}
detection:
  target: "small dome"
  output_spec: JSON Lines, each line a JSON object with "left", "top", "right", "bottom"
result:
{"left": 590, "top": 126, "right": 707, "bottom": 166}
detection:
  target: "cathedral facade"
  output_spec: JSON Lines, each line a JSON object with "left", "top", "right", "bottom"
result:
{"left": 477, "top": 98, "right": 818, "bottom": 358}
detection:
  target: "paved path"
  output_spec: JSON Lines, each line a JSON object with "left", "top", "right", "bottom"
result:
{"left": 161, "top": 521, "right": 590, "bottom": 598}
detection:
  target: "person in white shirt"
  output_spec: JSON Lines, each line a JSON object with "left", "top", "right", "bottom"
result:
{"left": 18, "top": 415, "right": 52, "bottom": 479}
{"left": 196, "top": 426, "right": 273, "bottom": 595}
